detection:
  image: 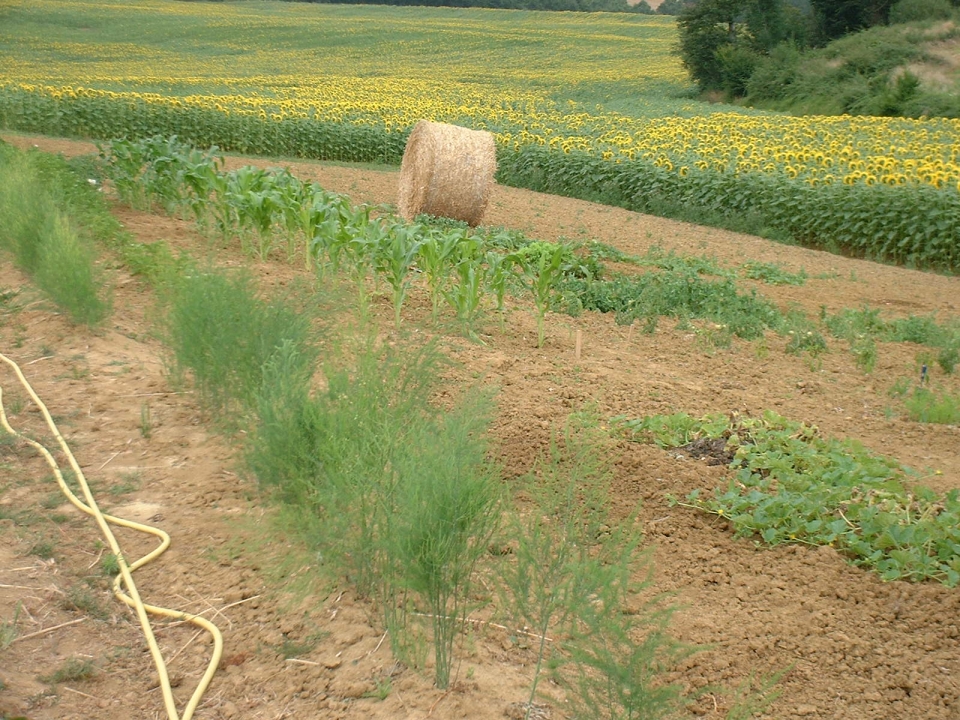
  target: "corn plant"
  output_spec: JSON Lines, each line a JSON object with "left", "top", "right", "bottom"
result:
{"left": 511, "top": 241, "right": 568, "bottom": 348}
{"left": 443, "top": 238, "right": 484, "bottom": 340}
{"left": 308, "top": 196, "right": 355, "bottom": 275}
{"left": 97, "top": 138, "right": 150, "bottom": 208}
{"left": 342, "top": 220, "right": 383, "bottom": 318}
{"left": 178, "top": 146, "right": 224, "bottom": 231}
{"left": 376, "top": 222, "right": 423, "bottom": 329}
{"left": 484, "top": 250, "right": 515, "bottom": 330}
{"left": 228, "top": 167, "right": 286, "bottom": 259}
{"left": 417, "top": 230, "right": 464, "bottom": 321}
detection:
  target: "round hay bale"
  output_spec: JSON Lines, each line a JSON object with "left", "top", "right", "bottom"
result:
{"left": 397, "top": 120, "right": 497, "bottom": 227}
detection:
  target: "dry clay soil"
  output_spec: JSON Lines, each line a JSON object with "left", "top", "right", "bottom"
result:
{"left": 1, "top": 134, "right": 959, "bottom": 720}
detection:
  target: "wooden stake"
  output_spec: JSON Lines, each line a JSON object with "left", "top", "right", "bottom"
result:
{"left": 575, "top": 329, "right": 582, "bottom": 361}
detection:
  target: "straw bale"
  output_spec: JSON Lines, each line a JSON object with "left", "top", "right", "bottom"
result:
{"left": 397, "top": 120, "right": 497, "bottom": 227}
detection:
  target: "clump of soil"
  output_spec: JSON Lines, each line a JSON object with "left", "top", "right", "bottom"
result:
{"left": 680, "top": 436, "right": 735, "bottom": 466}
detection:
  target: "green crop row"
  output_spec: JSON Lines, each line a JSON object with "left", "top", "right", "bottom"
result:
{"left": 0, "top": 141, "right": 115, "bottom": 324}
{"left": 98, "top": 136, "right": 960, "bottom": 373}
{"left": 497, "top": 146, "right": 960, "bottom": 272}
{"left": 97, "top": 136, "right": 596, "bottom": 345}
{"left": 3, "top": 86, "right": 958, "bottom": 271}
{"left": 0, "top": 87, "right": 408, "bottom": 164}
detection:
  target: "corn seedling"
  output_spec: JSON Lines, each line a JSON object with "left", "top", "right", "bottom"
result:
{"left": 512, "top": 242, "right": 568, "bottom": 348}
{"left": 418, "top": 230, "right": 463, "bottom": 321}
{"left": 444, "top": 257, "right": 486, "bottom": 340}
{"left": 375, "top": 222, "right": 422, "bottom": 329}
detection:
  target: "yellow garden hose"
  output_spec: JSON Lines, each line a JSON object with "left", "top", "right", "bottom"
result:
{"left": 0, "top": 352, "right": 223, "bottom": 720}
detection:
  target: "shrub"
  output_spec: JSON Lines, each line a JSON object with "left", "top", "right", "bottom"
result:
{"left": 890, "top": 0, "right": 954, "bottom": 23}
{"left": 904, "top": 387, "right": 960, "bottom": 423}
{"left": 0, "top": 148, "right": 110, "bottom": 324}
{"left": 250, "top": 337, "right": 499, "bottom": 689}
{"left": 166, "top": 269, "right": 316, "bottom": 417}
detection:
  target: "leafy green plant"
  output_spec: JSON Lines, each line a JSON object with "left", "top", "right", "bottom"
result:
{"left": 483, "top": 249, "right": 515, "bottom": 330}
{"left": 851, "top": 335, "right": 877, "bottom": 373}
{"left": 418, "top": 230, "right": 464, "bottom": 321}
{"left": 824, "top": 306, "right": 960, "bottom": 374}
{"left": 621, "top": 411, "right": 960, "bottom": 586}
{"left": 638, "top": 245, "right": 731, "bottom": 278}
{"left": 375, "top": 223, "right": 422, "bottom": 329}
{"left": 443, "top": 246, "right": 487, "bottom": 339}
{"left": 560, "top": 268, "right": 782, "bottom": 340}
{"left": 741, "top": 260, "right": 806, "bottom": 286}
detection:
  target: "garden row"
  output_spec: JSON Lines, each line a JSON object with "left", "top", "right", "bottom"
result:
{"left": 97, "top": 135, "right": 960, "bottom": 398}
{"left": 2, "top": 141, "right": 959, "bottom": 718}
{"left": 2, "top": 86, "right": 958, "bottom": 270}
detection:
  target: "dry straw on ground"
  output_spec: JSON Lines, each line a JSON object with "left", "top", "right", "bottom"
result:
{"left": 397, "top": 120, "right": 497, "bottom": 226}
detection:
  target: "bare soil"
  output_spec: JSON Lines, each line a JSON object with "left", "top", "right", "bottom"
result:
{"left": 1, "top": 133, "right": 959, "bottom": 720}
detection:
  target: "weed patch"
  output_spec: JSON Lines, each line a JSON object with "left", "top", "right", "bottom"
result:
{"left": 558, "top": 269, "right": 783, "bottom": 340}
{"left": 39, "top": 657, "right": 97, "bottom": 685}
{"left": 903, "top": 387, "right": 960, "bottom": 424}
{"left": 741, "top": 260, "right": 806, "bottom": 286}
{"left": 824, "top": 306, "right": 960, "bottom": 374}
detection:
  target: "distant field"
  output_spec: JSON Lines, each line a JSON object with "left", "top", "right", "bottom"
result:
{"left": 1, "top": 0, "right": 958, "bottom": 268}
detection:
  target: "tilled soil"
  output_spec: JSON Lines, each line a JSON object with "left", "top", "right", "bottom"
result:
{"left": 1, "top": 133, "right": 959, "bottom": 720}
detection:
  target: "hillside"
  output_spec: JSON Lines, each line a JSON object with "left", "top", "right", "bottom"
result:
{"left": 747, "top": 18, "right": 960, "bottom": 117}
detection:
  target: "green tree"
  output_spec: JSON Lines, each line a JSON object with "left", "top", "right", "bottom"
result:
{"left": 809, "top": 0, "right": 896, "bottom": 39}
{"left": 677, "top": 0, "right": 744, "bottom": 90}
{"left": 656, "top": 0, "right": 687, "bottom": 13}
{"left": 889, "top": 0, "right": 953, "bottom": 22}
{"left": 677, "top": 0, "right": 793, "bottom": 94}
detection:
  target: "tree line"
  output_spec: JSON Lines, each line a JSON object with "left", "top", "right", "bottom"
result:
{"left": 282, "top": 0, "right": 685, "bottom": 13}
{"left": 677, "top": 0, "right": 960, "bottom": 105}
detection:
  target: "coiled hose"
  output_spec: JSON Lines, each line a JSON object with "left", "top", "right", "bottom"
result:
{"left": 0, "top": 353, "right": 222, "bottom": 720}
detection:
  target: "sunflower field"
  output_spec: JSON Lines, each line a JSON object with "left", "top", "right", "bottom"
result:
{"left": 1, "top": 0, "right": 958, "bottom": 269}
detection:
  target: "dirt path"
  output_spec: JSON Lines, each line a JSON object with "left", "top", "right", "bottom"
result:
{"left": 1, "top": 132, "right": 959, "bottom": 720}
